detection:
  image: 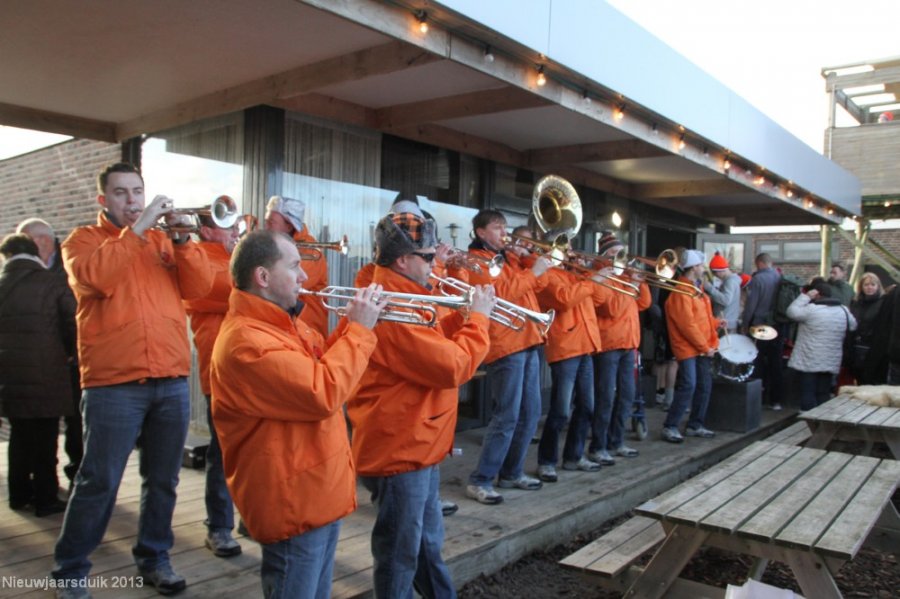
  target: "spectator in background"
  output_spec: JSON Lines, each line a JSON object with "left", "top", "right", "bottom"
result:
{"left": 848, "top": 272, "right": 884, "bottom": 384}
{"left": 742, "top": 253, "right": 784, "bottom": 410}
{"left": 862, "top": 281, "right": 899, "bottom": 384}
{"left": 703, "top": 252, "right": 741, "bottom": 333}
{"left": 0, "top": 234, "right": 76, "bottom": 517}
{"left": 264, "top": 195, "right": 330, "bottom": 337}
{"left": 183, "top": 201, "right": 243, "bottom": 558}
{"left": 827, "top": 263, "right": 854, "bottom": 307}
{"left": 786, "top": 278, "right": 856, "bottom": 411}
{"left": 16, "top": 218, "right": 83, "bottom": 488}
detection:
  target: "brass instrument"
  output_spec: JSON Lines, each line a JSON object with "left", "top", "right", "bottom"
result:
{"left": 625, "top": 249, "right": 703, "bottom": 297}
{"left": 444, "top": 248, "right": 505, "bottom": 277}
{"left": 516, "top": 175, "right": 638, "bottom": 298}
{"left": 296, "top": 235, "right": 350, "bottom": 261}
{"left": 298, "top": 285, "right": 472, "bottom": 326}
{"left": 430, "top": 274, "right": 555, "bottom": 334}
{"left": 157, "top": 195, "right": 239, "bottom": 234}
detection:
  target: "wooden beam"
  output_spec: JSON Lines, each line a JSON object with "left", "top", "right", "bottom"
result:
{"left": 273, "top": 94, "right": 378, "bottom": 129}
{"left": 631, "top": 196, "right": 707, "bottom": 219}
{"left": 632, "top": 178, "right": 747, "bottom": 199}
{"left": 117, "top": 41, "right": 440, "bottom": 140}
{"left": 375, "top": 87, "right": 550, "bottom": 129}
{"left": 390, "top": 122, "right": 524, "bottom": 167}
{"left": 0, "top": 102, "right": 116, "bottom": 142}
{"left": 547, "top": 166, "right": 635, "bottom": 197}
{"left": 527, "top": 140, "right": 670, "bottom": 167}
{"left": 824, "top": 65, "right": 900, "bottom": 91}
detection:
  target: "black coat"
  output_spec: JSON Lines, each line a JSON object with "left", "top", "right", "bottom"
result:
{"left": 0, "top": 257, "right": 77, "bottom": 418}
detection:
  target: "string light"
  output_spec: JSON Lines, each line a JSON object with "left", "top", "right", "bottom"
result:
{"left": 786, "top": 189, "right": 794, "bottom": 198}
{"left": 678, "top": 134, "right": 686, "bottom": 150}
{"left": 614, "top": 104, "right": 625, "bottom": 121}
{"left": 582, "top": 90, "right": 591, "bottom": 104}
{"left": 416, "top": 11, "right": 428, "bottom": 34}
{"left": 723, "top": 158, "right": 731, "bottom": 171}
{"left": 483, "top": 45, "right": 494, "bottom": 63}
{"left": 536, "top": 66, "right": 546, "bottom": 86}
{"left": 650, "top": 122, "right": 659, "bottom": 136}
{"left": 754, "top": 175, "right": 765, "bottom": 186}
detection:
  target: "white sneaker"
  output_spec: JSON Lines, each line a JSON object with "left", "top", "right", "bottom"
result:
{"left": 537, "top": 464, "right": 558, "bottom": 482}
{"left": 562, "top": 457, "right": 602, "bottom": 471}
{"left": 466, "top": 484, "right": 503, "bottom": 505}
{"left": 685, "top": 426, "right": 716, "bottom": 438}
{"left": 661, "top": 427, "right": 684, "bottom": 443}
{"left": 497, "top": 475, "right": 543, "bottom": 490}
{"left": 586, "top": 450, "right": 616, "bottom": 466}
{"left": 615, "top": 446, "right": 639, "bottom": 458}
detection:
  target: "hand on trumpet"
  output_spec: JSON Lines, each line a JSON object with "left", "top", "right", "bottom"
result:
{"left": 531, "top": 255, "right": 553, "bottom": 277}
{"left": 344, "top": 284, "right": 388, "bottom": 330}
{"left": 132, "top": 195, "right": 181, "bottom": 237}
{"left": 434, "top": 242, "right": 454, "bottom": 266}
{"left": 469, "top": 284, "right": 498, "bottom": 318}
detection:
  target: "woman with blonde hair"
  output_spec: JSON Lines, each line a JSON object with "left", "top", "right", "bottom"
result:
{"left": 848, "top": 272, "right": 885, "bottom": 383}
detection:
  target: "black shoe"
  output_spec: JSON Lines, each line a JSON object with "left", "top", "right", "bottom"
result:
{"left": 35, "top": 499, "right": 68, "bottom": 517}
{"left": 139, "top": 563, "right": 186, "bottom": 595}
{"left": 10, "top": 499, "right": 32, "bottom": 510}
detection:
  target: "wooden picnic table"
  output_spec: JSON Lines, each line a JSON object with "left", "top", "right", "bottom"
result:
{"left": 799, "top": 395, "right": 900, "bottom": 458}
{"left": 625, "top": 440, "right": 900, "bottom": 599}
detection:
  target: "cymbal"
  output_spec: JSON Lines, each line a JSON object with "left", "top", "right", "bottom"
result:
{"left": 750, "top": 325, "right": 778, "bottom": 341}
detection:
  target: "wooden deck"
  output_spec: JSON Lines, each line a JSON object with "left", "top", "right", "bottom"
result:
{"left": 0, "top": 407, "right": 797, "bottom": 598}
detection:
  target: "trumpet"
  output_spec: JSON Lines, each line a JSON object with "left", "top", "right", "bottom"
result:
{"left": 444, "top": 248, "right": 505, "bottom": 277}
{"left": 298, "top": 285, "right": 472, "bottom": 326}
{"left": 157, "top": 195, "right": 239, "bottom": 234}
{"left": 430, "top": 274, "right": 555, "bottom": 334}
{"left": 624, "top": 249, "right": 703, "bottom": 298}
{"left": 296, "top": 235, "right": 350, "bottom": 261}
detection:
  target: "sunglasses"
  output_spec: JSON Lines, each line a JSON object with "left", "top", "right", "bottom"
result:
{"left": 411, "top": 251, "right": 436, "bottom": 263}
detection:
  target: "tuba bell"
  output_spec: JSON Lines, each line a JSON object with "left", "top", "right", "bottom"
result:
{"left": 533, "top": 174, "right": 582, "bottom": 246}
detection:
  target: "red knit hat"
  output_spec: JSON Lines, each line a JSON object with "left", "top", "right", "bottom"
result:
{"left": 740, "top": 273, "right": 751, "bottom": 287}
{"left": 597, "top": 233, "right": 624, "bottom": 256}
{"left": 709, "top": 252, "right": 729, "bottom": 271}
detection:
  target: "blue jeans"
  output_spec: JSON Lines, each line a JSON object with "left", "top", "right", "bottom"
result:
{"left": 360, "top": 466, "right": 455, "bottom": 599}
{"left": 261, "top": 520, "right": 341, "bottom": 599}
{"left": 664, "top": 356, "right": 712, "bottom": 430}
{"left": 53, "top": 378, "right": 190, "bottom": 581}
{"left": 469, "top": 347, "right": 542, "bottom": 486}
{"left": 205, "top": 395, "right": 234, "bottom": 532}
{"left": 794, "top": 370, "right": 832, "bottom": 411}
{"left": 590, "top": 349, "right": 635, "bottom": 452}
{"left": 537, "top": 354, "right": 593, "bottom": 466}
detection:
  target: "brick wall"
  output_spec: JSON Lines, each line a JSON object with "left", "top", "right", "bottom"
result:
{"left": 747, "top": 229, "right": 900, "bottom": 285}
{"left": 0, "top": 139, "right": 119, "bottom": 239}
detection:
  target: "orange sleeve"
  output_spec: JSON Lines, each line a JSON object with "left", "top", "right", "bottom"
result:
{"left": 171, "top": 238, "right": 214, "bottom": 300}
{"left": 538, "top": 269, "right": 594, "bottom": 311}
{"left": 63, "top": 226, "right": 144, "bottom": 298}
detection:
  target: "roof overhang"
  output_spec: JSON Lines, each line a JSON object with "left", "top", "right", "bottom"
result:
{"left": 0, "top": 0, "right": 861, "bottom": 226}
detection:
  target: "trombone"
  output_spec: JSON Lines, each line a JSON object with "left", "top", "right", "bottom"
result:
{"left": 156, "top": 195, "right": 239, "bottom": 234}
{"left": 623, "top": 249, "right": 703, "bottom": 298}
{"left": 298, "top": 285, "right": 473, "bottom": 327}
{"left": 444, "top": 248, "right": 505, "bottom": 277}
{"left": 430, "top": 274, "right": 555, "bottom": 334}
{"left": 296, "top": 235, "right": 350, "bottom": 261}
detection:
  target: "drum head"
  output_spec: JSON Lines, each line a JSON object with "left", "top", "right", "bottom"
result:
{"left": 749, "top": 325, "right": 778, "bottom": 341}
{"left": 718, "top": 334, "right": 758, "bottom": 364}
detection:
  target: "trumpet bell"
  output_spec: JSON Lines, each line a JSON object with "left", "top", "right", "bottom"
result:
{"left": 209, "top": 195, "right": 239, "bottom": 229}
{"left": 656, "top": 249, "right": 679, "bottom": 280}
{"left": 533, "top": 175, "right": 582, "bottom": 241}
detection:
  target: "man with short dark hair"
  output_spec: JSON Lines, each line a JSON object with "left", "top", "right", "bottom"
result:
{"left": 828, "top": 262, "right": 854, "bottom": 306}
{"left": 183, "top": 200, "right": 242, "bottom": 558}
{"left": 704, "top": 252, "right": 741, "bottom": 333}
{"left": 53, "top": 162, "right": 213, "bottom": 598}
{"left": 349, "top": 210, "right": 494, "bottom": 597}
{"left": 741, "top": 252, "right": 784, "bottom": 410}
{"left": 211, "top": 229, "right": 384, "bottom": 599}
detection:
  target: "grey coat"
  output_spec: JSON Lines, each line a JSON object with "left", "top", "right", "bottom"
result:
{"left": 704, "top": 272, "right": 741, "bottom": 331}
{"left": 786, "top": 294, "right": 856, "bottom": 374}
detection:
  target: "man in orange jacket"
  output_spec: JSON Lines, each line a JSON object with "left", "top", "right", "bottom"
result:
{"left": 588, "top": 234, "right": 652, "bottom": 464}
{"left": 264, "top": 195, "right": 330, "bottom": 337}
{"left": 210, "top": 230, "right": 384, "bottom": 599}
{"left": 349, "top": 210, "right": 494, "bottom": 598}
{"left": 662, "top": 249, "right": 720, "bottom": 443}
{"left": 534, "top": 235, "right": 612, "bottom": 482}
{"left": 53, "top": 162, "right": 214, "bottom": 597}
{"left": 182, "top": 203, "right": 242, "bottom": 559}
{"left": 464, "top": 210, "right": 553, "bottom": 505}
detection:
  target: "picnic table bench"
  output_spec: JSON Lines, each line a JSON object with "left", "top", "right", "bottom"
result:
{"left": 572, "top": 440, "right": 900, "bottom": 599}
{"left": 799, "top": 395, "right": 900, "bottom": 458}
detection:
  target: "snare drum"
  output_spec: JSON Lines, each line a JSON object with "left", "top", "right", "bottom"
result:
{"left": 713, "top": 334, "right": 758, "bottom": 382}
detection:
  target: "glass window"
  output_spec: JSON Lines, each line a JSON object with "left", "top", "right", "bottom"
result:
{"left": 757, "top": 242, "right": 781, "bottom": 260}
{"left": 143, "top": 113, "right": 244, "bottom": 212}
{"left": 782, "top": 241, "right": 821, "bottom": 262}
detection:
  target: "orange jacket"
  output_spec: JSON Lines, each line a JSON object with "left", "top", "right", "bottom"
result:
{"left": 183, "top": 241, "right": 232, "bottom": 396}
{"left": 210, "top": 288, "right": 377, "bottom": 544}
{"left": 664, "top": 276, "right": 719, "bottom": 360}
{"left": 457, "top": 249, "right": 548, "bottom": 364}
{"left": 537, "top": 268, "right": 607, "bottom": 363}
{"left": 595, "top": 280, "right": 652, "bottom": 352}
{"left": 62, "top": 212, "right": 213, "bottom": 388}
{"left": 348, "top": 266, "right": 490, "bottom": 476}
{"left": 295, "top": 226, "right": 329, "bottom": 338}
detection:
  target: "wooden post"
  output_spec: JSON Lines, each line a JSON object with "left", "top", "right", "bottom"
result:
{"left": 848, "top": 219, "right": 871, "bottom": 289}
{"left": 819, "top": 224, "right": 833, "bottom": 278}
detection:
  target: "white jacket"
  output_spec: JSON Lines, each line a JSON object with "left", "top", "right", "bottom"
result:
{"left": 786, "top": 294, "right": 856, "bottom": 374}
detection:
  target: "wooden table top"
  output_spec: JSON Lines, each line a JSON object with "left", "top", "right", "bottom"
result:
{"left": 634, "top": 440, "right": 900, "bottom": 561}
{"left": 798, "top": 395, "right": 900, "bottom": 431}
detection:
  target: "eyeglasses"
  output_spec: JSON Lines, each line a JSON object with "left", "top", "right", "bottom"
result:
{"left": 411, "top": 251, "right": 436, "bottom": 263}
